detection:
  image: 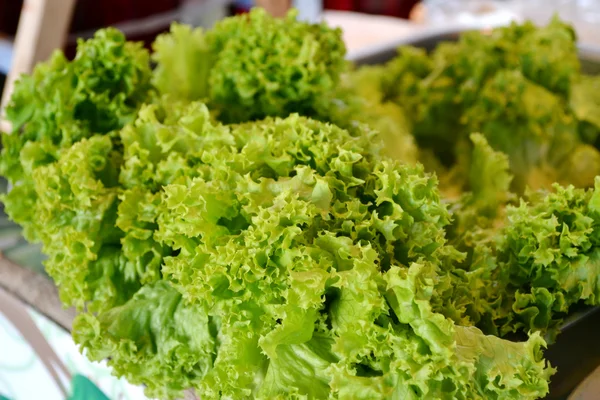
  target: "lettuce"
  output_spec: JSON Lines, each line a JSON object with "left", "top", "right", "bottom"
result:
{"left": 0, "top": 12, "right": 569, "bottom": 400}
{"left": 571, "top": 75, "right": 600, "bottom": 145}
{"left": 3, "top": 97, "right": 554, "bottom": 398}
{"left": 73, "top": 282, "right": 216, "bottom": 399}
{"left": 446, "top": 142, "right": 600, "bottom": 340}
{"left": 326, "top": 67, "right": 418, "bottom": 164}
{"left": 153, "top": 8, "right": 347, "bottom": 124}
{"left": 494, "top": 180, "right": 600, "bottom": 336}
{"left": 0, "top": 28, "right": 153, "bottom": 244}
{"left": 379, "top": 17, "right": 599, "bottom": 194}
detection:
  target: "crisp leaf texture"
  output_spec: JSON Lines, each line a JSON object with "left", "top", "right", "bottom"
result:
{"left": 153, "top": 8, "right": 347, "bottom": 124}
{"left": 1, "top": 98, "right": 554, "bottom": 398}
{"left": 326, "top": 67, "right": 418, "bottom": 164}
{"left": 496, "top": 180, "right": 600, "bottom": 336}
{"left": 152, "top": 23, "right": 213, "bottom": 102}
{"left": 8, "top": 12, "right": 600, "bottom": 400}
{"left": 0, "top": 27, "right": 153, "bottom": 244}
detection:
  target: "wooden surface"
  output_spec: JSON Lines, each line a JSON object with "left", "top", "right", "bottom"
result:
{"left": 570, "top": 365, "right": 600, "bottom": 400}
{"left": 0, "top": 255, "right": 75, "bottom": 331}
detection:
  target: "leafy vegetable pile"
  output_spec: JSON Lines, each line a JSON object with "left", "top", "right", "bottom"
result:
{"left": 344, "top": 18, "right": 600, "bottom": 194}
{"left": 344, "top": 17, "right": 600, "bottom": 341}
{"left": 2, "top": 9, "right": 600, "bottom": 399}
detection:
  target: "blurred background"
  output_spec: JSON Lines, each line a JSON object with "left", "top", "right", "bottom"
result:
{"left": 1, "top": 0, "right": 599, "bottom": 80}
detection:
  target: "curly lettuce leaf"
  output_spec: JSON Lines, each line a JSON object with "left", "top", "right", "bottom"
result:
{"left": 152, "top": 23, "right": 213, "bottom": 102}
{"left": 324, "top": 260, "right": 551, "bottom": 400}
{"left": 327, "top": 68, "right": 418, "bottom": 164}
{"left": 207, "top": 9, "right": 346, "bottom": 123}
{"left": 445, "top": 133, "right": 511, "bottom": 263}
{"left": 152, "top": 8, "right": 347, "bottom": 124}
{"left": 464, "top": 69, "right": 594, "bottom": 192}
{"left": 0, "top": 16, "right": 564, "bottom": 400}
{"left": 119, "top": 98, "right": 234, "bottom": 191}
{"left": 516, "top": 17, "right": 579, "bottom": 97}
{"left": 0, "top": 27, "right": 153, "bottom": 244}
{"left": 26, "top": 136, "right": 126, "bottom": 309}
{"left": 495, "top": 181, "right": 600, "bottom": 336}
{"left": 3, "top": 28, "right": 152, "bottom": 150}
{"left": 433, "top": 134, "right": 513, "bottom": 330}
{"left": 466, "top": 133, "right": 513, "bottom": 216}
{"left": 385, "top": 262, "right": 552, "bottom": 399}
{"left": 73, "top": 281, "right": 216, "bottom": 399}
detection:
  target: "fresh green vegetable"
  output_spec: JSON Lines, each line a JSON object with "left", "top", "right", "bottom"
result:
{"left": 0, "top": 28, "right": 153, "bottom": 243}
{"left": 152, "top": 10, "right": 417, "bottom": 164}
{"left": 75, "top": 104, "right": 552, "bottom": 399}
{"left": 438, "top": 136, "right": 600, "bottom": 340}
{"left": 327, "top": 66, "right": 418, "bottom": 163}
{"left": 7, "top": 9, "right": 600, "bottom": 400}
{"left": 340, "top": 18, "right": 600, "bottom": 344}
{"left": 370, "top": 17, "right": 600, "bottom": 194}
{"left": 496, "top": 180, "right": 600, "bottom": 335}
{"left": 153, "top": 8, "right": 347, "bottom": 124}
{"left": 3, "top": 87, "right": 554, "bottom": 397}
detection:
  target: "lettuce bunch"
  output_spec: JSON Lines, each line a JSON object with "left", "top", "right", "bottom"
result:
{"left": 353, "top": 18, "right": 600, "bottom": 194}
{"left": 437, "top": 135, "right": 600, "bottom": 340}
{"left": 152, "top": 8, "right": 346, "bottom": 124}
{"left": 7, "top": 9, "right": 600, "bottom": 400}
